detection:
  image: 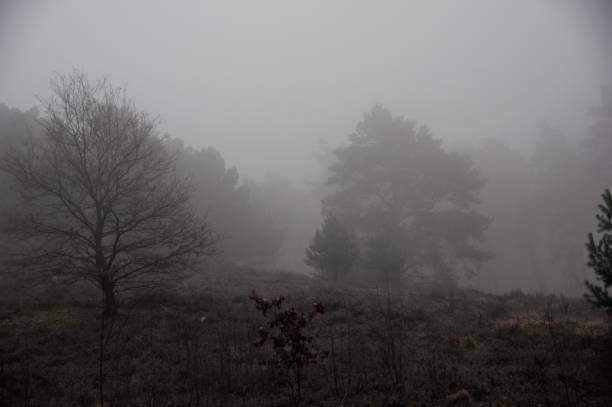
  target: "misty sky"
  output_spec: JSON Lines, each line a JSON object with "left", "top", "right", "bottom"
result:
{"left": 1, "top": 0, "right": 610, "bottom": 182}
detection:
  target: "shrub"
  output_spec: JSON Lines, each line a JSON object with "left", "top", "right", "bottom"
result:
{"left": 249, "top": 290, "right": 326, "bottom": 406}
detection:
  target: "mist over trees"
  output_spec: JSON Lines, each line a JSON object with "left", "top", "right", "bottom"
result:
{"left": 0, "top": 104, "right": 42, "bottom": 212}
{"left": 0, "top": 52, "right": 609, "bottom": 311}
{"left": 173, "top": 143, "right": 286, "bottom": 266}
{"left": 1, "top": 2, "right": 611, "bottom": 405}
{"left": 1, "top": 84, "right": 611, "bottom": 296}
{"left": 0, "top": 80, "right": 320, "bottom": 295}
{"left": 459, "top": 87, "right": 612, "bottom": 296}
{"left": 307, "top": 106, "right": 491, "bottom": 289}
{"left": 584, "top": 87, "right": 612, "bottom": 184}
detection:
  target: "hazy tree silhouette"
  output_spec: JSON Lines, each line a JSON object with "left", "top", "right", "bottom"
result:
{"left": 174, "top": 144, "right": 285, "bottom": 266}
{"left": 323, "top": 105, "right": 490, "bottom": 285}
{"left": 513, "top": 123, "right": 588, "bottom": 293}
{"left": 305, "top": 214, "right": 359, "bottom": 281}
{"left": 0, "top": 104, "right": 42, "bottom": 212}
{"left": 584, "top": 86, "right": 612, "bottom": 184}
{"left": 0, "top": 71, "right": 217, "bottom": 316}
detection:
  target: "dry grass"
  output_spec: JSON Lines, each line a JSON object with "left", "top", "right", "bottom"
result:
{"left": 0, "top": 267, "right": 611, "bottom": 406}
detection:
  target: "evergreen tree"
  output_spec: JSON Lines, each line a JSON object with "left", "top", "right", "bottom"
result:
{"left": 305, "top": 215, "right": 359, "bottom": 281}
{"left": 323, "top": 105, "right": 490, "bottom": 285}
{"left": 585, "top": 189, "right": 612, "bottom": 311}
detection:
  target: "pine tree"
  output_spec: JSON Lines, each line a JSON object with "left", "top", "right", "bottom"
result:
{"left": 585, "top": 189, "right": 612, "bottom": 313}
{"left": 323, "top": 105, "right": 490, "bottom": 285}
{"left": 304, "top": 215, "right": 359, "bottom": 282}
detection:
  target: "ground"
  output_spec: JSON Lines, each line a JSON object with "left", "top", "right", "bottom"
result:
{"left": 0, "top": 266, "right": 611, "bottom": 406}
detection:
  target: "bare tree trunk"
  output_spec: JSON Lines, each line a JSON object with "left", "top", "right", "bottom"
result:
{"left": 102, "top": 281, "right": 118, "bottom": 317}
{"left": 99, "top": 302, "right": 106, "bottom": 407}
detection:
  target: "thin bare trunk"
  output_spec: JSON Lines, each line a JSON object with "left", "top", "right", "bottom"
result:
{"left": 102, "top": 281, "right": 118, "bottom": 317}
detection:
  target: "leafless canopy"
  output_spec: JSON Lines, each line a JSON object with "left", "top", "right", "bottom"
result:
{"left": 1, "top": 72, "right": 217, "bottom": 309}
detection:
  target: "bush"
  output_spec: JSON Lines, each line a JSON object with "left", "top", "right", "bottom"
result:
{"left": 249, "top": 290, "right": 326, "bottom": 406}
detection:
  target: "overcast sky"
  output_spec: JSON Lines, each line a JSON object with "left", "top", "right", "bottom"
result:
{"left": 1, "top": 0, "right": 610, "bottom": 182}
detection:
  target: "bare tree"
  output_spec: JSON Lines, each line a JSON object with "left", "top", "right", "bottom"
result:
{"left": 0, "top": 71, "right": 217, "bottom": 316}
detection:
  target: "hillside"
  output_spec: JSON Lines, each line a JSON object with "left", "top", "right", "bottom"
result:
{"left": 1, "top": 267, "right": 610, "bottom": 406}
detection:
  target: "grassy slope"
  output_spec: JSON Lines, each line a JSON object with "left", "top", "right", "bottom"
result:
{"left": 1, "top": 267, "right": 611, "bottom": 406}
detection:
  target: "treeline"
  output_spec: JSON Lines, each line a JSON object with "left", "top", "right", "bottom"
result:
{"left": 306, "top": 90, "right": 611, "bottom": 295}
{"left": 464, "top": 88, "right": 612, "bottom": 295}
{"left": 0, "top": 102, "right": 317, "bottom": 279}
{"left": 1, "top": 84, "right": 610, "bottom": 296}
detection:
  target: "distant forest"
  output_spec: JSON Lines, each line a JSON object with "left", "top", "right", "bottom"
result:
{"left": 0, "top": 81, "right": 610, "bottom": 296}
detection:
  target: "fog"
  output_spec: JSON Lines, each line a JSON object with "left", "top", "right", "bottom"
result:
{"left": 2, "top": 1, "right": 610, "bottom": 181}
{"left": 3, "top": 3, "right": 612, "bottom": 405}
{"left": 1, "top": 1, "right": 611, "bottom": 293}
